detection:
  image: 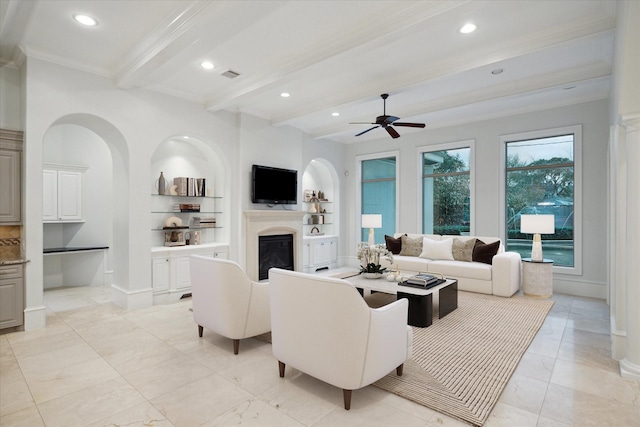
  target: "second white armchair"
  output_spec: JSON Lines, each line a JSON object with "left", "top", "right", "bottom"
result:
{"left": 268, "top": 268, "right": 413, "bottom": 410}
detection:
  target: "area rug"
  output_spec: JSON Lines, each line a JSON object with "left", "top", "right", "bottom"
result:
{"left": 372, "top": 291, "right": 554, "bottom": 426}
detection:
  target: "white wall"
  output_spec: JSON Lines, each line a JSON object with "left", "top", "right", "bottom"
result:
{"left": 345, "top": 99, "right": 610, "bottom": 298}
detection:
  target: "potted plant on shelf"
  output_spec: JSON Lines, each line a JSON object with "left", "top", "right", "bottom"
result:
{"left": 357, "top": 243, "right": 394, "bottom": 279}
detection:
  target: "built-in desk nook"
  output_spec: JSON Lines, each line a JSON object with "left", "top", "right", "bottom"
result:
{"left": 43, "top": 246, "right": 109, "bottom": 288}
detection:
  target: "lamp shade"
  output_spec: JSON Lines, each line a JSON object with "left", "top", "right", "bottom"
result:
{"left": 362, "top": 214, "right": 382, "bottom": 229}
{"left": 520, "top": 214, "right": 555, "bottom": 234}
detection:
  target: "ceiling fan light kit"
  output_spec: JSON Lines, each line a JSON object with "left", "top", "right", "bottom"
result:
{"left": 350, "top": 94, "right": 425, "bottom": 139}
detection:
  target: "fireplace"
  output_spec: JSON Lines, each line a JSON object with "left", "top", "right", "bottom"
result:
{"left": 258, "top": 234, "right": 294, "bottom": 280}
{"left": 243, "top": 210, "right": 306, "bottom": 281}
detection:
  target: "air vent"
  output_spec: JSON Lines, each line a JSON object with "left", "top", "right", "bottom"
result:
{"left": 221, "top": 69, "right": 241, "bottom": 79}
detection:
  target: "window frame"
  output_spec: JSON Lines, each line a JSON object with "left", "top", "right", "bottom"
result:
{"left": 356, "top": 150, "right": 399, "bottom": 245}
{"left": 499, "top": 125, "right": 582, "bottom": 275}
{"left": 417, "top": 140, "right": 475, "bottom": 235}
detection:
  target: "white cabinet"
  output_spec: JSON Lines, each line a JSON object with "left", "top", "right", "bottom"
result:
{"left": 303, "top": 235, "right": 338, "bottom": 273}
{"left": 151, "top": 243, "right": 229, "bottom": 303}
{"left": 43, "top": 164, "right": 87, "bottom": 222}
{"left": 0, "top": 149, "right": 21, "bottom": 223}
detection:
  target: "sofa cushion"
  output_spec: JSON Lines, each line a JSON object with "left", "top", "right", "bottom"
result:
{"left": 390, "top": 255, "right": 433, "bottom": 273}
{"left": 385, "top": 234, "right": 404, "bottom": 254}
{"left": 429, "top": 260, "right": 493, "bottom": 281}
{"left": 419, "top": 237, "right": 454, "bottom": 260}
{"left": 399, "top": 235, "right": 423, "bottom": 256}
{"left": 472, "top": 239, "right": 500, "bottom": 265}
{"left": 452, "top": 238, "right": 476, "bottom": 262}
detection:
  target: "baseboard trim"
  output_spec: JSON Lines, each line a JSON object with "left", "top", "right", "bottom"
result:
{"left": 110, "top": 284, "right": 153, "bottom": 310}
{"left": 23, "top": 305, "right": 47, "bottom": 330}
{"left": 553, "top": 279, "right": 606, "bottom": 299}
{"left": 620, "top": 358, "right": 640, "bottom": 381}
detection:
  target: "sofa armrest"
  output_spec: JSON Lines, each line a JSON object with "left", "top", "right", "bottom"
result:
{"left": 361, "top": 298, "right": 412, "bottom": 386}
{"left": 492, "top": 251, "right": 521, "bottom": 297}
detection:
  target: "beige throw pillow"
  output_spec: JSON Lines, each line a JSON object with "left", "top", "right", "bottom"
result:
{"left": 452, "top": 238, "right": 476, "bottom": 262}
{"left": 419, "top": 237, "right": 454, "bottom": 260}
{"left": 399, "top": 235, "right": 423, "bottom": 256}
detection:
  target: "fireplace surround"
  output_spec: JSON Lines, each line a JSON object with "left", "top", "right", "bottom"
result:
{"left": 243, "top": 210, "right": 306, "bottom": 281}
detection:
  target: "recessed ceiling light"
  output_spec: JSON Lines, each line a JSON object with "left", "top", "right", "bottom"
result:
{"left": 73, "top": 14, "right": 97, "bottom": 26}
{"left": 200, "top": 61, "right": 214, "bottom": 70}
{"left": 491, "top": 68, "right": 503, "bottom": 75}
{"left": 332, "top": 112, "right": 340, "bottom": 117}
{"left": 459, "top": 23, "right": 476, "bottom": 34}
{"left": 280, "top": 92, "right": 290, "bottom": 98}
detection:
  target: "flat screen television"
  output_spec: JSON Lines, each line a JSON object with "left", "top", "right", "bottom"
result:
{"left": 251, "top": 164, "right": 298, "bottom": 205}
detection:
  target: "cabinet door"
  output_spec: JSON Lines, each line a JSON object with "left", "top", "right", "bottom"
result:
{"left": 42, "top": 169, "right": 58, "bottom": 221}
{"left": 303, "top": 241, "right": 311, "bottom": 268}
{"left": 151, "top": 258, "right": 169, "bottom": 292}
{"left": 213, "top": 251, "right": 229, "bottom": 259}
{"left": 312, "top": 241, "right": 331, "bottom": 266}
{"left": 329, "top": 238, "right": 338, "bottom": 263}
{"left": 58, "top": 170, "right": 84, "bottom": 221}
{"left": 0, "top": 150, "right": 21, "bottom": 223}
{"left": 175, "top": 256, "right": 192, "bottom": 289}
{"left": 0, "top": 276, "right": 24, "bottom": 329}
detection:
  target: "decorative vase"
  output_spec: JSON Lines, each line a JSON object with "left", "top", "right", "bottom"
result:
{"left": 362, "top": 272, "right": 384, "bottom": 279}
{"left": 157, "top": 171, "right": 167, "bottom": 195}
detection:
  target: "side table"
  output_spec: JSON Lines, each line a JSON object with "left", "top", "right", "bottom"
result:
{"left": 522, "top": 258, "right": 553, "bottom": 298}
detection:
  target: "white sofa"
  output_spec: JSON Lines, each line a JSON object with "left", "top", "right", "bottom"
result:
{"left": 268, "top": 268, "right": 413, "bottom": 410}
{"left": 380, "top": 234, "right": 521, "bottom": 297}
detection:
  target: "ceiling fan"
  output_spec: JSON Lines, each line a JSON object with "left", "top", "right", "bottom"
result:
{"left": 350, "top": 93, "right": 425, "bottom": 139}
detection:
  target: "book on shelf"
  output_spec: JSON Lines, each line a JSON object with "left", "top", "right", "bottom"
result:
{"left": 173, "top": 203, "right": 200, "bottom": 212}
{"left": 192, "top": 216, "right": 216, "bottom": 228}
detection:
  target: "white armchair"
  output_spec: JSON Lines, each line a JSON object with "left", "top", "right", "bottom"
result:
{"left": 268, "top": 268, "right": 413, "bottom": 410}
{"left": 190, "top": 255, "right": 270, "bottom": 354}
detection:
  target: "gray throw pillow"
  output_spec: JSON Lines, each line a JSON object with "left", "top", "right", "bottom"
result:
{"left": 399, "top": 235, "right": 423, "bottom": 256}
{"left": 452, "top": 238, "right": 476, "bottom": 262}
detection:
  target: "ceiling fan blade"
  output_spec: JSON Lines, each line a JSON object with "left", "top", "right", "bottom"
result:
{"left": 355, "top": 126, "right": 379, "bottom": 137}
{"left": 393, "top": 122, "right": 425, "bottom": 128}
{"left": 386, "top": 126, "right": 400, "bottom": 139}
{"left": 349, "top": 122, "right": 376, "bottom": 125}
{"left": 384, "top": 115, "right": 400, "bottom": 124}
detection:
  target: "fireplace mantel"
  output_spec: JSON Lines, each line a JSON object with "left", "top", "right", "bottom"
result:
{"left": 243, "top": 210, "right": 306, "bottom": 281}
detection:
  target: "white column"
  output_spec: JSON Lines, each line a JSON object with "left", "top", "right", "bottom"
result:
{"left": 610, "top": 124, "right": 627, "bottom": 360}
{"left": 620, "top": 115, "right": 640, "bottom": 381}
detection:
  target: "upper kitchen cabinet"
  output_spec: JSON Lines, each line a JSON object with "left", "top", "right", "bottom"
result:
{"left": 0, "top": 130, "right": 23, "bottom": 224}
{"left": 43, "top": 164, "right": 88, "bottom": 222}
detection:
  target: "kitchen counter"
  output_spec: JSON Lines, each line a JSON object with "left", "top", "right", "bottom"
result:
{"left": 0, "top": 258, "right": 29, "bottom": 265}
{"left": 43, "top": 246, "right": 109, "bottom": 254}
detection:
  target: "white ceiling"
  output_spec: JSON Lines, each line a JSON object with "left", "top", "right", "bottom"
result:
{"left": 0, "top": 0, "right": 616, "bottom": 143}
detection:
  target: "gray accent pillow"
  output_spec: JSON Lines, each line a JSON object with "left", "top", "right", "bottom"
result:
{"left": 399, "top": 235, "right": 423, "bottom": 256}
{"left": 452, "top": 238, "right": 476, "bottom": 262}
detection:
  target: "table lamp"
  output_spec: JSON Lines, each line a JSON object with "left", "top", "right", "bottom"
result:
{"left": 362, "top": 214, "right": 382, "bottom": 247}
{"left": 520, "top": 214, "right": 554, "bottom": 261}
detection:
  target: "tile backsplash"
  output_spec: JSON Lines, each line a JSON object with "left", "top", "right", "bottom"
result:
{"left": 0, "top": 226, "right": 23, "bottom": 260}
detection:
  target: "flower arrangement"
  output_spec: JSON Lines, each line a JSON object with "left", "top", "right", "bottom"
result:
{"left": 357, "top": 243, "right": 394, "bottom": 274}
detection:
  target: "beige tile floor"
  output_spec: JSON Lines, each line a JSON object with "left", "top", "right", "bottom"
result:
{"left": 1, "top": 284, "right": 639, "bottom": 427}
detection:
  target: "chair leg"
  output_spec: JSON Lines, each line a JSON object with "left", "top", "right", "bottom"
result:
{"left": 343, "top": 389, "right": 352, "bottom": 410}
{"left": 233, "top": 339, "right": 239, "bottom": 355}
{"left": 396, "top": 364, "right": 404, "bottom": 376}
{"left": 198, "top": 325, "right": 203, "bottom": 337}
{"left": 278, "top": 361, "right": 286, "bottom": 377}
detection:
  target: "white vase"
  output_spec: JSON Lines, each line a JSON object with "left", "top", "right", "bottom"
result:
{"left": 362, "top": 272, "right": 383, "bottom": 279}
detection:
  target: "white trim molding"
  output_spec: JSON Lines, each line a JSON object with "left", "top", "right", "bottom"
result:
{"left": 499, "top": 124, "right": 583, "bottom": 276}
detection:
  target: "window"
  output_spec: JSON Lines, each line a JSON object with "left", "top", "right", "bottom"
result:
{"left": 504, "top": 129, "right": 580, "bottom": 269}
{"left": 360, "top": 156, "right": 396, "bottom": 243}
{"left": 421, "top": 145, "right": 472, "bottom": 235}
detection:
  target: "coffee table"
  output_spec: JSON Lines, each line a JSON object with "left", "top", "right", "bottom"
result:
{"left": 342, "top": 273, "right": 458, "bottom": 327}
